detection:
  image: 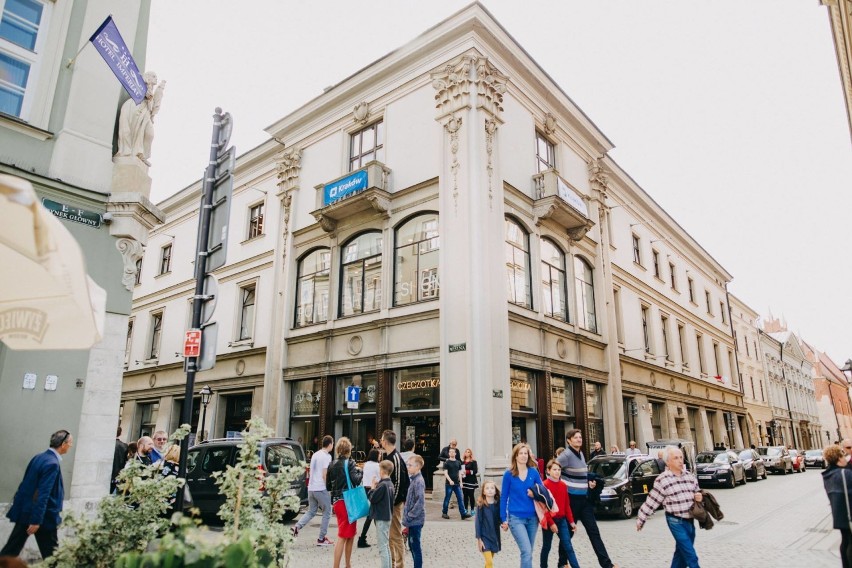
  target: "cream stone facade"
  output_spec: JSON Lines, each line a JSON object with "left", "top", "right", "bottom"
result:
{"left": 122, "top": 4, "right": 746, "bottom": 487}
{"left": 730, "top": 295, "right": 772, "bottom": 446}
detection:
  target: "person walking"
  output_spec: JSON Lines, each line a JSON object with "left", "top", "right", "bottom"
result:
{"left": 557, "top": 429, "right": 618, "bottom": 568}
{"left": 821, "top": 445, "right": 852, "bottom": 565}
{"left": 369, "top": 460, "right": 396, "bottom": 568}
{"left": 500, "top": 443, "right": 542, "bottom": 568}
{"left": 111, "top": 426, "right": 128, "bottom": 494}
{"left": 358, "top": 448, "right": 382, "bottom": 548}
{"left": 293, "top": 435, "right": 335, "bottom": 546}
{"left": 326, "top": 437, "right": 362, "bottom": 568}
{"left": 476, "top": 480, "right": 502, "bottom": 568}
{"left": 540, "top": 460, "right": 580, "bottom": 568}
{"left": 0, "top": 430, "right": 73, "bottom": 561}
{"left": 403, "top": 454, "right": 426, "bottom": 568}
{"left": 636, "top": 446, "right": 703, "bottom": 568}
{"left": 441, "top": 447, "right": 471, "bottom": 519}
{"left": 380, "top": 429, "right": 409, "bottom": 568}
{"left": 462, "top": 448, "right": 479, "bottom": 515}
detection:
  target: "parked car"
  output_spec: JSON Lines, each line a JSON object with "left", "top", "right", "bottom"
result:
{"left": 185, "top": 437, "right": 308, "bottom": 525}
{"left": 588, "top": 454, "right": 662, "bottom": 519}
{"left": 757, "top": 445, "right": 793, "bottom": 475}
{"left": 736, "top": 448, "right": 768, "bottom": 481}
{"left": 788, "top": 449, "right": 806, "bottom": 472}
{"left": 804, "top": 449, "right": 827, "bottom": 469}
{"left": 694, "top": 450, "right": 746, "bottom": 488}
{"left": 646, "top": 439, "right": 697, "bottom": 473}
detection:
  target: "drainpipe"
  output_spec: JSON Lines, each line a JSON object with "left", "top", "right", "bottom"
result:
{"left": 724, "top": 285, "right": 746, "bottom": 443}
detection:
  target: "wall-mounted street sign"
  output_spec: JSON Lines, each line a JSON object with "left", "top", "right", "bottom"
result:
{"left": 184, "top": 329, "right": 202, "bottom": 357}
{"left": 41, "top": 199, "right": 101, "bottom": 228}
{"left": 323, "top": 170, "right": 368, "bottom": 206}
{"left": 449, "top": 342, "right": 467, "bottom": 353}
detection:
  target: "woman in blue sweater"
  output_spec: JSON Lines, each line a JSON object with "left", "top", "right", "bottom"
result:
{"left": 500, "top": 443, "right": 542, "bottom": 568}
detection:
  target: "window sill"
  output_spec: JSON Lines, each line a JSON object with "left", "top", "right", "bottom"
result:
{"left": 700, "top": 372, "right": 709, "bottom": 379}
{"left": 0, "top": 112, "right": 54, "bottom": 141}
{"left": 644, "top": 352, "right": 656, "bottom": 361}
{"left": 391, "top": 297, "right": 439, "bottom": 309}
{"left": 241, "top": 234, "right": 266, "bottom": 245}
{"left": 664, "top": 359, "right": 675, "bottom": 368}
{"left": 689, "top": 301, "right": 698, "bottom": 307}
{"left": 154, "top": 271, "right": 172, "bottom": 279}
{"left": 671, "top": 287, "right": 678, "bottom": 293}
{"left": 653, "top": 276, "right": 665, "bottom": 283}
{"left": 228, "top": 339, "right": 254, "bottom": 348}
{"left": 293, "top": 320, "right": 329, "bottom": 330}
{"left": 338, "top": 309, "right": 382, "bottom": 320}
{"left": 633, "top": 262, "right": 646, "bottom": 271}
{"left": 142, "top": 359, "right": 159, "bottom": 366}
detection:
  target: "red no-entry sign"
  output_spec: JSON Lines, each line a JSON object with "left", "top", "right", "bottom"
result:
{"left": 184, "top": 329, "right": 202, "bottom": 357}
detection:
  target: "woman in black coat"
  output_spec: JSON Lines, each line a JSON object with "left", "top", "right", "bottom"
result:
{"left": 821, "top": 445, "right": 852, "bottom": 566}
{"left": 326, "top": 437, "right": 362, "bottom": 568}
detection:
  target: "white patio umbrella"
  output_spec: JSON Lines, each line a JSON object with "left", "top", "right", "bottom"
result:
{"left": 0, "top": 174, "right": 105, "bottom": 350}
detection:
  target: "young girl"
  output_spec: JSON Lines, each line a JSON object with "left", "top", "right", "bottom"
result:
{"left": 541, "top": 460, "right": 580, "bottom": 568}
{"left": 462, "top": 448, "right": 479, "bottom": 514}
{"left": 500, "top": 443, "right": 542, "bottom": 568}
{"left": 358, "top": 448, "right": 382, "bottom": 548}
{"left": 475, "top": 480, "right": 501, "bottom": 567}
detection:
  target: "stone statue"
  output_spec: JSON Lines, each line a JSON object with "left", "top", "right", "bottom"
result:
{"left": 116, "top": 71, "right": 166, "bottom": 166}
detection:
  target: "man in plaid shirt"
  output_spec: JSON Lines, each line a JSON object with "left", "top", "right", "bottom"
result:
{"left": 636, "top": 446, "right": 703, "bottom": 568}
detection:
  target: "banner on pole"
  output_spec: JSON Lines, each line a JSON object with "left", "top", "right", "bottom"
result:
{"left": 89, "top": 15, "right": 146, "bottom": 103}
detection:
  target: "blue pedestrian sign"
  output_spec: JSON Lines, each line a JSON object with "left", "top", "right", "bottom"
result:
{"left": 346, "top": 385, "right": 361, "bottom": 409}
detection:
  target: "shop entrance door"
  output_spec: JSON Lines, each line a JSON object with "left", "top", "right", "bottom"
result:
{"left": 400, "top": 415, "right": 439, "bottom": 490}
{"left": 336, "top": 415, "right": 376, "bottom": 461}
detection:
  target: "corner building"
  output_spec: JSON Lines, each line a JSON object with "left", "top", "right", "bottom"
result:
{"left": 121, "top": 4, "right": 745, "bottom": 485}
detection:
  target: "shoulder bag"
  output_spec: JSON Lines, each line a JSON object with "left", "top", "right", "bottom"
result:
{"left": 343, "top": 458, "right": 370, "bottom": 523}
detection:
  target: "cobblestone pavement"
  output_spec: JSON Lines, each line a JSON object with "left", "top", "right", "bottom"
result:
{"left": 286, "top": 468, "right": 841, "bottom": 567}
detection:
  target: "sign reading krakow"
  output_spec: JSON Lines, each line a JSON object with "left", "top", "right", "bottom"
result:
{"left": 42, "top": 199, "right": 102, "bottom": 228}
{"left": 323, "top": 170, "right": 368, "bottom": 206}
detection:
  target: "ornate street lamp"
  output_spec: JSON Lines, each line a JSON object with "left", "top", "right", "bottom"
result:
{"left": 199, "top": 385, "right": 214, "bottom": 442}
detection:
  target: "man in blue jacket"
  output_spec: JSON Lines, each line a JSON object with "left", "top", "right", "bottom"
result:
{"left": 0, "top": 429, "right": 73, "bottom": 560}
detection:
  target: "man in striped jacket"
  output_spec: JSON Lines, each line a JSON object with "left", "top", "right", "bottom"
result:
{"left": 636, "top": 446, "right": 703, "bottom": 568}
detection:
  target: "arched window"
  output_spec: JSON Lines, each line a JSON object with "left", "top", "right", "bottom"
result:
{"left": 394, "top": 213, "right": 439, "bottom": 305}
{"left": 295, "top": 248, "right": 331, "bottom": 327}
{"left": 340, "top": 232, "right": 383, "bottom": 316}
{"left": 541, "top": 238, "right": 567, "bottom": 321}
{"left": 574, "top": 256, "right": 597, "bottom": 332}
{"left": 506, "top": 217, "right": 531, "bottom": 308}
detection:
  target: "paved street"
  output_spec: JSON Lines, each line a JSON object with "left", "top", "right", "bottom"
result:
{"left": 286, "top": 468, "right": 841, "bottom": 567}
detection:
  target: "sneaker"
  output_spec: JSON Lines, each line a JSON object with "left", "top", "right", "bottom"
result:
{"left": 316, "top": 537, "right": 334, "bottom": 546}
{"left": 357, "top": 538, "right": 371, "bottom": 548}
{"left": 290, "top": 526, "right": 299, "bottom": 537}
{"left": 441, "top": 513, "right": 450, "bottom": 519}
{"left": 461, "top": 514, "right": 473, "bottom": 520}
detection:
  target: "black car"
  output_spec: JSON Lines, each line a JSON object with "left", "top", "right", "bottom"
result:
{"left": 588, "top": 454, "right": 662, "bottom": 519}
{"left": 736, "top": 448, "right": 768, "bottom": 481}
{"left": 185, "top": 437, "right": 308, "bottom": 525}
{"left": 804, "top": 449, "right": 827, "bottom": 468}
{"left": 695, "top": 450, "right": 746, "bottom": 488}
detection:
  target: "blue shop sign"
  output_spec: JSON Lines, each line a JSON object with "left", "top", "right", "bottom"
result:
{"left": 323, "top": 170, "right": 368, "bottom": 206}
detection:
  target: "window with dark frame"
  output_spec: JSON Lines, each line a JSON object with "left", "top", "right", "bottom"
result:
{"left": 394, "top": 213, "right": 439, "bottom": 306}
{"left": 0, "top": 0, "right": 46, "bottom": 117}
{"left": 295, "top": 248, "right": 331, "bottom": 327}
{"left": 149, "top": 312, "right": 163, "bottom": 359}
{"left": 652, "top": 250, "right": 660, "bottom": 278}
{"left": 349, "top": 121, "right": 384, "bottom": 171}
{"left": 125, "top": 319, "right": 133, "bottom": 366}
{"left": 159, "top": 244, "right": 172, "bottom": 275}
{"left": 238, "top": 284, "right": 256, "bottom": 340}
{"left": 661, "top": 315, "right": 671, "bottom": 361}
{"left": 540, "top": 238, "right": 567, "bottom": 321}
{"left": 535, "top": 131, "right": 555, "bottom": 173}
{"left": 135, "top": 258, "right": 142, "bottom": 285}
{"left": 697, "top": 332, "right": 706, "bottom": 373}
{"left": 574, "top": 257, "right": 597, "bottom": 333}
{"left": 678, "top": 322, "right": 687, "bottom": 366}
{"left": 641, "top": 305, "right": 651, "bottom": 353}
{"left": 247, "top": 202, "right": 264, "bottom": 239}
{"left": 705, "top": 290, "right": 712, "bottom": 315}
{"left": 688, "top": 277, "right": 695, "bottom": 303}
{"left": 506, "top": 218, "right": 532, "bottom": 309}
{"left": 720, "top": 301, "right": 727, "bottom": 323}
{"left": 340, "top": 232, "right": 383, "bottom": 316}
{"left": 632, "top": 234, "right": 641, "bottom": 265}
{"left": 669, "top": 262, "right": 677, "bottom": 290}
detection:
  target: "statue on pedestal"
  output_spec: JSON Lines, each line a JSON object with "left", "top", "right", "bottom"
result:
{"left": 116, "top": 71, "right": 166, "bottom": 166}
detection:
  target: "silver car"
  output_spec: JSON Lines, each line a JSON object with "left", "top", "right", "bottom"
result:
{"left": 757, "top": 445, "right": 793, "bottom": 475}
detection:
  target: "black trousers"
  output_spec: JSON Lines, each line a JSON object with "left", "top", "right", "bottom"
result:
{"left": 840, "top": 528, "right": 852, "bottom": 568}
{"left": 0, "top": 522, "right": 59, "bottom": 559}
{"left": 569, "top": 494, "right": 613, "bottom": 568}
{"left": 462, "top": 488, "right": 476, "bottom": 513}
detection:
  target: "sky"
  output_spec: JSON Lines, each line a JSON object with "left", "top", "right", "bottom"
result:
{"left": 144, "top": 1, "right": 852, "bottom": 365}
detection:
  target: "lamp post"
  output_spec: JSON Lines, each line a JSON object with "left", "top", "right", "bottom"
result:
{"left": 199, "top": 385, "right": 213, "bottom": 442}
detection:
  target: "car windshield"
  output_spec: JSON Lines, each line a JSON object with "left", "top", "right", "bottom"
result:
{"left": 696, "top": 453, "right": 727, "bottom": 464}
{"left": 767, "top": 448, "right": 782, "bottom": 457}
{"left": 738, "top": 451, "right": 753, "bottom": 460}
{"left": 589, "top": 460, "right": 627, "bottom": 480}
{"left": 805, "top": 450, "right": 822, "bottom": 457}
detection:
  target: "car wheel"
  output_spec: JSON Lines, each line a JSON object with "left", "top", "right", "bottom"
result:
{"left": 762, "top": 467, "right": 768, "bottom": 480}
{"left": 728, "top": 473, "right": 736, "bottom": 489}
{"left": 739, "top": 470, "right": 747, "bottom": 485}
{"left": 620, "top": 495, "right": 634, "bottom": 519}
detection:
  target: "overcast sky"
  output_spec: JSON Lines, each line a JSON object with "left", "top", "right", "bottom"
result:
{"left": 145, "top": 1, "right": 852, "bottom": 365}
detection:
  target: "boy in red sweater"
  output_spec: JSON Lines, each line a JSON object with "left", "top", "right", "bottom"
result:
{"left": 542, "top": 459, "right": 580, "bottom": 568}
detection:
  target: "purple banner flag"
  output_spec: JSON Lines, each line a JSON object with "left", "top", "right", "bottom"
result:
{"left": 89, "top": 15, "right": 146, "bottom": 104}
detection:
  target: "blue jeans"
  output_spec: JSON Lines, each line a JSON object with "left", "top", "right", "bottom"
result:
{"left": 508, "top": 514, "right": 539, "bottom": 568}
{"left": 442, "top": 483, "right": 467, "bottom": 516}
{"left": 407, "top": 524, "right": 423, "bottom": 568}
{"left": 540, "top": 516, "right": 580, "bottom": 568}
{"left": 375, "top": 519, "right": 391, "bottom": 568}
{"left": 665, "top": 514, "right": 700, "bottom": 568}
{"left": 570, "top": 493, "right": 613, "bottom": 568}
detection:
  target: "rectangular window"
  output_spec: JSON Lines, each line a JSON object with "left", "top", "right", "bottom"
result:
{"left": 705, "top": 290, "right": 712, "bottom": 315}
{"left": 159, "top": 244, "right": 172, "bottom": 275}
{"left": 745, "top": 336, "right": 750, "bottom": 357}
{"left": 652, "top": 250, "right": 660, "bottom": 278}
{"left": 0, "top": 0, "right": 46, "bottom": 118}
{"left": 149, "top": 311, "right": 163, "bottom": 359}
{"left": 125, "top": 319, "right": 134, "bottom": 367}
{"left": 632, "top": 234, "right": 641, "bottom": 265}
{"left": 661, "top": 315, "right": 671, "bottom": 361}
{"left": 759, "top": 379, "right": 765, "bottom": 401}
{"left": 678, "top": 322, "right": 688, "bottom": 367}
{"left": 247, "top": 202, "right": 264, "bottom": 239}
{"left": 720, "top": 301, "right": 727, "bottom": 323}
{"left": 535, "top": 130, "right": 555, "bottom": 173}
{"left": 136, "top": 402, "right": 159, "bottom": 439}
{"left": 713, "top": 341, "right": 722, "bottom": 377}
{"left": 750, "top": 376, "right": 756, "bottom": 399}
{"left": 349, "top": 121, "right": 384, "bottom": 171}
{"left": 613, "top": 287, "right": 624, "bottom": 344}
{"left": 728, "top": 349, "right": 736, "bottom": 386}
{"left": 688, "top": 277, "right": 695, "bottom": 303}
{"left": 641, "top": 305, "right": 651, "bottom": 353}
{"left": 669, "top": 262, "right": 677, "bottom": 290}
{"left": 238, "top": 284, "right": 256, "bottom": 340}
{"left": 135, "top": 258, "right": 142, "bottom": 286}
{"left": 696, "top": 333, "right": 706, "bottom": 374}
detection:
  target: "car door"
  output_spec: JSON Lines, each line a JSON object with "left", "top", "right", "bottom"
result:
{"left": 631, "top": 459, "right": 660, "bottom": 507}
{"left": 727, "top": 451, "right": 741, "bottom": 481}
{"left": 191, "top": 446, "right": 234, "bottom": 516}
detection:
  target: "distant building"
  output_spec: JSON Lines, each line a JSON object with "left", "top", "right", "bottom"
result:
{"left": 730, "top": 295, "right": 772, "bottom": 446}
{"left": 802, "top": 340, "right": 852, "bottom": 445}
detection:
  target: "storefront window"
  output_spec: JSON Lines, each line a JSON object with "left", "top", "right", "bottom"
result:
{"left": 586, "top": 382, "right": 605, "bottom": 449}
{"left": 291, "top": 379, "right": 322, "bottom": 417}
{"left": 650, "top": 400, "right": 664, "bottom": 440}
{"left": 393, "top": 366, "right": 439, "bottom": 411}
{"left": 336, "top": 372, "right": 378, "bottom": 414}
{"left": 223, "top": 394, "right": 253, "bottom": 438}
{"left": 552, "top": 375, "right": 576, "bottom": 450}
{"left": 136, "top": 401, "right": 159, "bottom": 439}
{"left": 394, "top": 214, "right": 439, "bottom": 305}
{"left": 510, "top": 368, "right": 536, "bottom": 413}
